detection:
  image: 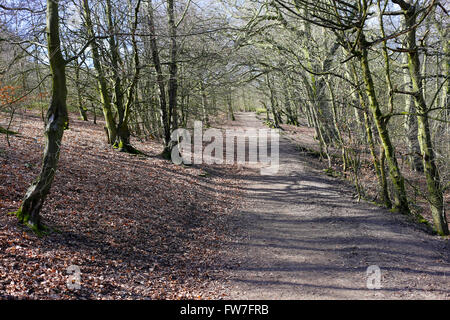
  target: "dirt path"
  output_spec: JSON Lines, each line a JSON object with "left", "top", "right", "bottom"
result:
{"left": 212, "top": 112, "right": 450, "bottom": 300}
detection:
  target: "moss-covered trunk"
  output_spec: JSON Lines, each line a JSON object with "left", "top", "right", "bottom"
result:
{"left": 326, "top": 78, "right": 348, "bottom": 171}
{"left": 401, "top": 17, "right": 423, "bottom": 172}
{"left": 347, "top": 59, "right": 391, "bottom": 207}
{"left": 398, "top": 1, "right": 449, "bottom": 235}
{"left": 105, "top": 0, "right": 125, "bottom": 146}
{"left": 16, "top": 0, "right": 68, "bottom": 230}
{"left": 167, "top": 0, "right": 178, "bottom": 131}
{"left": 359, "top": 35, "right": 409, "bottom": 214}
{"left": 75, "top": 61, "right": 88, "bottom": 121}
{"left": 227, "top": 90, "right": 235, "bottom": 121}
{"left": 200, "top": 80, "right": 210, "bottom": 127}
{"left": 82, "top": 0, "right": 117, "bottom": 143}
{"left": 266, "top": 74, "right": 281, "bottom": 128}
{"left": 148, "top": 0, "right": 171, "bottom": 158}
{"left": 113, "top": 0, "right": 142, "bottom": 154}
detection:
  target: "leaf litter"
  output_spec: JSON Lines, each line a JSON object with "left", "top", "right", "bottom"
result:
{"left": 0, "top": 112, "right": 247, "bottom": 300}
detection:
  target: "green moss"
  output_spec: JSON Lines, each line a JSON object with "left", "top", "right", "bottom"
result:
{"left": 255, "top": 108, "right": 267, "bottom": 115}
{"left": 412, "top": 213, "right": 432, "bottom": 228}
{"left": 369, "top": 201, "right": 385, "bottom": 208}
{"left": 28, "top": 222, "right": 49, "bottom": 237}
{"left": 323, "top": 168, "right": 335, "bottom": 177}
{"left": 113, "top": 140, "right": 147, "bottom": 156}
{"left": 10, "top": 208, "right": 28, "bottom": 222}
{"left": 161, "top": 148, "right": 172, "bottom": 160}
{"left": 9, "top": 208, "right": 48, "bottom": 236}
{"left": 263, "top": 120, "right": 276, "bottom": 129}
{"left": 0, "top": 126, "right": 17, "bottom": 135}
{"left": 389, "top": 207, "right": 399, "bottom": 213}
{"left": 198, "top": 171, "right": 210, "bottom": 177}
{"left": 418, "top": 218, "right": 428, "bottom": 225}
{"left": 8, "top": 209, "right": 20, "bottom": 217}
{"left": 113, "top": 140, "right": 124, "bottom": 150}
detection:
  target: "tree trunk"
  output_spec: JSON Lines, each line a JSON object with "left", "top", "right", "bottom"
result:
{"left": 167, "top": 0, "right": 178, "bottom": 131}
{"left": 200, "top": 80, "right": 210, "bottom": 127}
{"left": 105, "top": 0, "right": 126, "bottom": 146}
{"left": 283, "top": 79, "right": 297, "bottom": 125}
{"left": 114, "top": 0, "right": 142, "bottom": 154}
{"left": 82, "top": 0, "right": 117, "bottom": 143}
{"left": 227, "top": 89, "right": 235, "bottom": 121}
{"left": 403, "top": 36, "right": 423, "bottom": 172}
{"left": 147, "top": 0, "right": 171, "bottom": 158}
{"left": 346, "top": 58, "right": 391, "bottom": 207}
{"left": 75, "top": 60, "right": 88, "bottom": 121}
{"left": 266, "top": 74, "right": 281, "bottom": 128}
{"left": 396, "top": 0, "right": 449, "bottom": 235}
{"left": 326, "top": 78, "right": 348, "bottom": 171}
{"left": 359, "top": 34, "right": 409, "bottom": 214}
{"left": 16, "top": 0, "right": 68, "bottom": 231}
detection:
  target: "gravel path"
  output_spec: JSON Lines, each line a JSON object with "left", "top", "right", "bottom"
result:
{"left": 213, "top": 112, "right": 450, "bottom": 300}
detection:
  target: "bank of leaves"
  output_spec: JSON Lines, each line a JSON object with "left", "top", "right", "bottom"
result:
{"left": 0, "top": 112, "right": 245, "bottom": 299}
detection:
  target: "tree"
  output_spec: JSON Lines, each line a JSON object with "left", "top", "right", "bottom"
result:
{"left": 15, "top": 0, "right": 68, "bottom": 231}
{"left": 82, "top": 0, "right": 117, "bottom": 144}
{"left": 392, "top": 0, "right": 448, "bottom": 235}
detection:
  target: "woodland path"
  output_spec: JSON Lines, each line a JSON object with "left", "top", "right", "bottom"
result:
{"left": 211, "top": 112, "right": 450, "bottom": 300}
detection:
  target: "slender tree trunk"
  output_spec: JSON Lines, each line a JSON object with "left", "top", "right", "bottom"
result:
{"left": 200, "top": 80, "right": 210, "bottom": 127}
{"left": 326, "top": 79, "right": 349, "bottom": 173}
{"left": 283, "top": 79, "right": 297, "bottom": 125}
{"left": 16, "top": 0, "right": 68, "bottom": 231}
{"left": 104, "top": 0, "right": 133, "bottom": 151}
{"left": 431, "top": 5, "right": 449, "bottom": 146}
{"left": 440, "top": 28, "right": 449, "bottom": 121}
{"left": 359, "top": 34, "right": 409, "bottom": 214}
{"left": 266, "top": 74, "right": 281, "bottom": 128}
{"left": 105, "top": 0, "right": 124, "bottom": 125}
{"left": 92, "top": 102, "right": 97, "bottom": 124}
{"left": 114, "top": 0, "right": 142, "bottom": 154}
{"left": 75, "top": 60, "right": 88, "bottom": 121}
{"left": 314, "top": 42, "right": 340, "bottom": 142}
{"left": 83, "top": 0, "right": 117, "bottom": 143}
{"left": 147, "top": 0, "right": 171, "bottom": 158}
{"left": 347, "top": 58, "right": 391, "bottom": 207}
{"left": 227, "top": 89, "right": 235, "bottom": 121}
{"left": 167, "top": 0, "right": 178, "bottom": 130}
{"left": 300, "top": 20, "right": 338, "bottom": 143}
{"left": 396, "top": 0, "right": 449, "bottom": 235}
{"left": 402, "top": 31, "right": 423, "bottom": 171}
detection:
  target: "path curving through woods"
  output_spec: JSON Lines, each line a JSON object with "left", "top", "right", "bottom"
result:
{"left": 210, "top": 112, "right": 450, "bottom": 300}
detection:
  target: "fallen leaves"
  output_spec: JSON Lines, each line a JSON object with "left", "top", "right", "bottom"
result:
{"left": 0, "top": 111, "right": 246, "bottom": 299}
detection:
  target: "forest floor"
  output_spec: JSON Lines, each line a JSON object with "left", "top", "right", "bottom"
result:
{"left": 1, "top": 111, "right": 449, "bottom": 299}
{"left": 0, "top": 111, "right": 246, "bottom": 299}
{"left": 208, "top": 112, "right": 450, "bottom": 299}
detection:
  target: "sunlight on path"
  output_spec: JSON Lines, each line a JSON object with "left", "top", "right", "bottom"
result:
{"left": 215, "top": 112, "right": 450, "bottom": 300}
